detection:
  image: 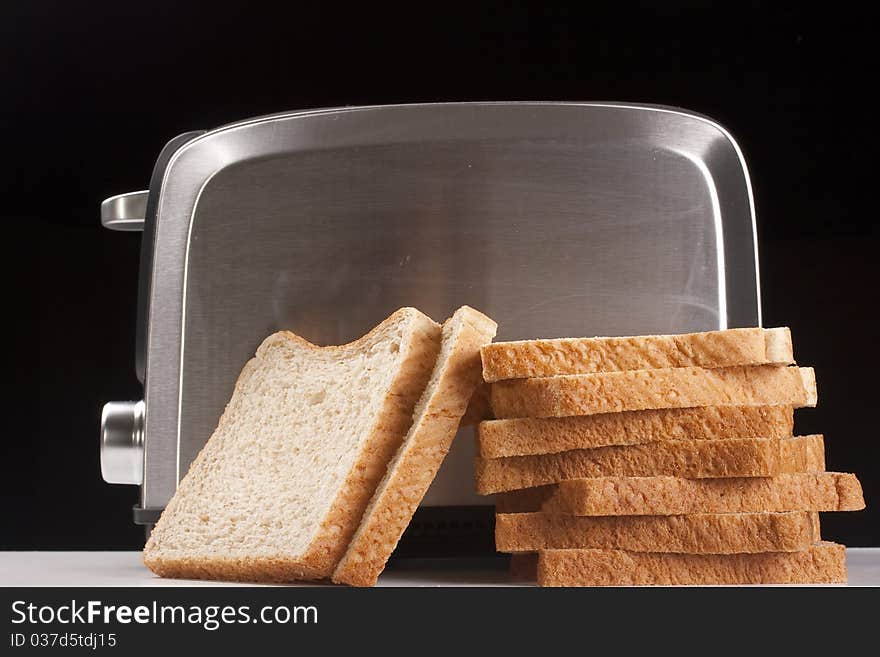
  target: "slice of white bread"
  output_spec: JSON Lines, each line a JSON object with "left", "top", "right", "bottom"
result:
{"left": 490, "top": 365, "right": 816, "bottom": 419}
{"left": 143, "top": 308, "right": 441, "bottom": 582}
{"left": 542, "top": 473, "right": 865, "bottom": 516}
{"left": 481, "top": 327, "right": 793, "bottom": 382}
{"left": 333, "top": 307, "right": 497, "bottom": 587}
{"left": 495, "top": 511, "right": 820, "bottom": 554}
{"left": 475, "top": 435, "right": 826, "bottom": 494}
{"left": 478, "top": 405, "right": 794, "bottom": 458}
{"left": 537, "top": 542, "right": 847, "bottom": 586}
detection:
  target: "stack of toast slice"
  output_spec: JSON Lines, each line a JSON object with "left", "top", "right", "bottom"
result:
{"left": 476, "top": 328, "right": 865, "bottom": 586}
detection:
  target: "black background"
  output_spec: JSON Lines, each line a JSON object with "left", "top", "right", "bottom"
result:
{"left": 2, "top": 1, "right": 876, "bottom": 549}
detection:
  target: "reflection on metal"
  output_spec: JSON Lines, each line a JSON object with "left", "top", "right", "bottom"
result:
{"left": 105, "top": 103, "right": 760, "bottom": 510}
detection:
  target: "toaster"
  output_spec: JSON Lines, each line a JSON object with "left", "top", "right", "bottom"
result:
{"left": 99, "top": 102, "right": 761, "bottom": 555}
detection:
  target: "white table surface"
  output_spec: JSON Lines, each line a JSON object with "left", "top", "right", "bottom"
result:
{"left": 1, "top": 549, "right": 878, "bottom": 587}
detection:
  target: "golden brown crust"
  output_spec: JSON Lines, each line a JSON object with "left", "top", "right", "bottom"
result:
{"left": 496, "top": 511, "right": 819, "bottom": 554}
{"left": 142, "top": 555, "right": 330, "bottom": 583}
{"left": 332, "top": 307, "right": 497, "bottom": 586}
{"left": 475, "top": 435, "right": 826, "bottom": 494}
{"left": 490, "top": 365, "right": 816, "bottom": 419}
{"left": 478, "top": 405, "right": 794, "bottom": 458}
{"left": 544, "top": 472, "right": 865, "bottom": 516}
{"left": 537, "top": 542, "right": 847, "bottom": 586}
{"left": 481, "top": 327, "right": 793, "bottom": 382}
{"left": 143, "top": 308, "right": 442, "bottom": 582}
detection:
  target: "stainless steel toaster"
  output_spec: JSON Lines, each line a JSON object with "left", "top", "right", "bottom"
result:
{"left": 99, "top": 102, "right": 761, "bottom": 553}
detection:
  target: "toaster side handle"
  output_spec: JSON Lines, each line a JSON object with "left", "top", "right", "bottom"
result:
{"left": 100, "top": 191, "right": 148, "bottom": 231}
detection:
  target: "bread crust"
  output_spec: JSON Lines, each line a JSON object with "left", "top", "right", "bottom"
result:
{"left": 543, "top": 472, "right": 865, "bottom": 516}
{"left": 537, "top": 542, "right": 847, "bottom": 586}
{"left": 481, "top": 327, "right": 793, "bottom": 382}
{"left": 332, "top": 307, "right": 497, "bottom": 586}
{"left": 483, "top": 328, "right": 853, "bottom": 588}
{"left": 489, "top": 365, "right": 816, "bottom": 419}
{"left": 478, "top": 405, "right": 794, "bottom": 458}
{"left": 496, "top": 511, "right": 819, "bottom": 554}
{"left": 475, "top": 435, "right": 826, "bottom": 494}
{"left": 143, "top": 307, "right": 441, "bottom": 582}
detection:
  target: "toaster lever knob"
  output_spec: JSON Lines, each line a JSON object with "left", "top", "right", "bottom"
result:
{"left": 101, "top": 401, "right": 145, "bottom": 485}
{"left": 100, "top": 190, "right": 147, "bottom": 231}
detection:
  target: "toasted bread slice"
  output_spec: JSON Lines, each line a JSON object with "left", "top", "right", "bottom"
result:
{"left": 496, "top": 511, "right": 820, "bottom": 554}
{"left": 475, "top": 435, "right": 825, "bottom": 494}
{"left": 478, "top": 405, "right": 793, "bottom": 458}
{"left": 537, "top": 542, "right": 846, "bottom": 586}
{"left": 490, "top": 365, "right": 816, "bottom": 419}
{"left": 543, "top": 472, "right": 865, "bottom": 516}
{"left": 481, "top": 327, "right": 793, "bottom": 382}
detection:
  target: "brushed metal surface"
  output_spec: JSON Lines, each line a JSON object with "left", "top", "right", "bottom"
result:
{"left": 101, "top": 190, "right": 148, "bottom": 231}
{"left": 142, "top": 103, "right": 760, "bottom": 509}
{"left": 100, "top": 401, "right": 145, "bottom": 485}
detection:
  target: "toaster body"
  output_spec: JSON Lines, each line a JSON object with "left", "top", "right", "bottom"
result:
{"left": 100, "top": 102, "right": 760, "bottom": 553}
